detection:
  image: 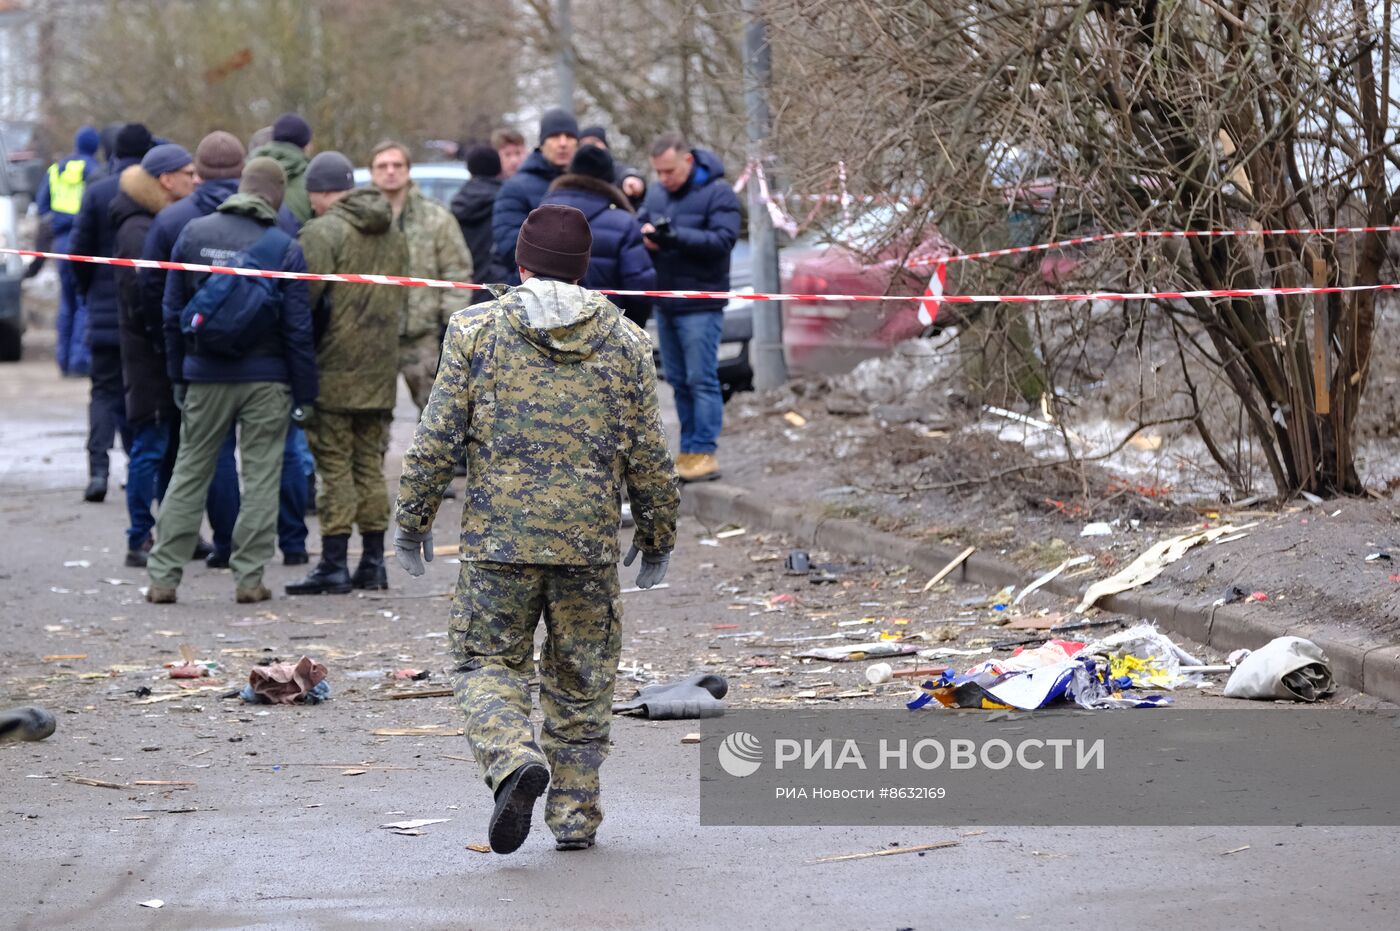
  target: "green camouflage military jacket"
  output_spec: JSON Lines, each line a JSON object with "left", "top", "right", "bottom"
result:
{"left": 396, "top": 287, "right": 679, "bottom": 565}
{"left": 299, "top": 187, "right": 409, "bottom": 412}
{"left": 399, "top": 184, "right": 474, "bottom": 342}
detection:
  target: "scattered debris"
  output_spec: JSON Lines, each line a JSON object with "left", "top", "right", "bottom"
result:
{"left": 922, "top": 546, "right": 975, "bottom": 592}
{"left": 865, "top": 662, "right": 894, "bottom": 685}
{"left": 795, "top": 642, "right": 921, "bottom": 661}
{"left": 681, "top": 733, "right": 703, "bottom": 744}
{"left": 1224, "top": 637, "right": 1336, "bottom": 702}
{"left": 1080, "top": 522, "right": 1113, "bottom": 537}
{"left": 66, "top": 775, "right": 126, "bottom": 789}
{"left": 809, "top": 840, "right": 960, "bottom": 864}
{"left": 42, "top": 654, "right": 87, "bottom": 662}
{"left": 614, "top": 674, "right": 728, "bottom": 719}
{"left": 784, "top": 550, "right": 811, "bottom": 574}
{"left": 137, "top": 899, "right": 165, "bottom": 909}
{"left": 0, "top": 706, "right": 57, "bottom": 743}
{"left": 240, "top": 656, "right": 330, "bottom": 704}
{"left": 380, "top": 818, "right": 451, "bottom": 830}
{"left": 382, "top": 688, "right": 455, "bottom": 701}
{"left": 1222, "top": 845, "right": 1251, "bottom": 856}
{"left": 621, "top": 582, "right": 671, "bottom": 594}
{"left": 465, "top": 843, "right": 492, "bottom": 853}
{"left": 716, "top": 527, "right": 748, "bottom": 540}
{"left": 371, "top": 725, "right": 464, "bottom": 737}
{"left": 783, "top": 411, "right": 808, "bottom": 427}
{"left": 1076, "top": 524, "right": 1255, "bottom": 612}
{"left": 1013, "top": 555, "right": 1094, "bottom": 607}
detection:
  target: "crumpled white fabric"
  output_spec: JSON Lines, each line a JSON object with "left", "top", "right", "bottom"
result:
{"left": 516, "top": 277, "right": 588, "bottom": 328}
{"left": 1223, "top": 636, "right": 1336, "bottom": 702}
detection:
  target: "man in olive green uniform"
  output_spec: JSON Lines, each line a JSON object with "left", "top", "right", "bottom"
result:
{"left": 393, "top": 205, "right": 679, "bottom": 855}
{"left": 286, "top": 152, "right": 409, "bottom": 596}
{"left": 368, "top": 140, "right": 474, "bottom": 410}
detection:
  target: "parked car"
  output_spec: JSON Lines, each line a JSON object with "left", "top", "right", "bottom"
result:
{"left": 781, "top": 207, "right": 952, "bottom": 373}
{"left": 351, "top": 161, "right": 470, "bottom": 207}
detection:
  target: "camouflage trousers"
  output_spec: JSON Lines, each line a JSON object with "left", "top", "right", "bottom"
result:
{"left": 398, "top": 332, "right": 442, "bottom": 411}
{"left": 304, "top": 410, "right": 392, "bottom": 536}
{"left": 449, "top": 560, "right": 622, "bottom": 842}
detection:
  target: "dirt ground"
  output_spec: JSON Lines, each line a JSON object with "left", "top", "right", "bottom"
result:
{"left": 721, "top": 336, "right": 1400, "bottom": 645}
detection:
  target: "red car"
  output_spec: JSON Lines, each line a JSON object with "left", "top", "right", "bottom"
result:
{"left": 781, "top": 209, "right": 953, "bottom": 373}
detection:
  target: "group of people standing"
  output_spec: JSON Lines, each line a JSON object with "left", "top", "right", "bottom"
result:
{"left": 454, "top": 110, "right": 741, "bottom": 483}
{"left": 42, "top": 115, "right": 472, "bottom": 603}
{"left": 37, "top": 105, "right": 750, "bottom": 856}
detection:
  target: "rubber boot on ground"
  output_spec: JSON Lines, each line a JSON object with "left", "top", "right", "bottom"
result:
{"left": 285, "top": 533, "right": 352, "bottom": 595}
{"left": 351, "top": 531, "right": 388, "bottom": 591}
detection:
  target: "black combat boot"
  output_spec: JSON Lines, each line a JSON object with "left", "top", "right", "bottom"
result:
{"left": 351, "top": 531, "right": 388, "bottom": 590}
{"left": 285, "top": 534, "right": 352, "bottom": 595}
{"left": 83, "top": 469, "right": 108, "bottom": 503}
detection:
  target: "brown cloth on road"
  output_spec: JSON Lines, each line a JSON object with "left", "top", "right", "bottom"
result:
{"left": 247, "top": 656, "right": 328, "bottom": 704}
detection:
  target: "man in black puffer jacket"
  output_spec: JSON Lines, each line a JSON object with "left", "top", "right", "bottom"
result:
{"left": 491, "top": 109, "right": 578, "bottom": 284}
{"left": 112, "top": 144, "right": 196, "bottom": 567}
{"left": 71, "top": 121, "right": 154, "bottom": 503}
{"left": 639, "top": 132, "right": 741, "bottom": 484}
{"left": 146, "top": 158, "right": 317, "bottom": 606}
{"left": 540, "top": 144, "right": 655, "bottom": 326}
{"left": 451, "top": 145, "right": 509, "bottom": 304}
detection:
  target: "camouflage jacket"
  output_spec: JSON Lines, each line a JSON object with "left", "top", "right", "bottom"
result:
{"left": 399, "top": 183, "right": 474, "bottom": 342}
{"left": 396, "top": 285, "right": 679, "bottom": 565}
{"left": 299, "top": 187, "right": 408, "bottom": 412}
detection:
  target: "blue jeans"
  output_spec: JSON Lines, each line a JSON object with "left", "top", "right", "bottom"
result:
{"left": 53, "top": 230, "right": 91, "bottom": 376}
{"left": 655, "top": 309, "right": 724, "bottom": 454}
{"left": 278, "top": 425, "right": 310, "bottom": 555}
{"left": 127, "top": 419, "right": 241, "bottom": 553}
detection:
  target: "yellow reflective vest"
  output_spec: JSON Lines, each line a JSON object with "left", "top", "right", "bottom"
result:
{"left": 46, "top": 159, "right": 90, "bottom": 215}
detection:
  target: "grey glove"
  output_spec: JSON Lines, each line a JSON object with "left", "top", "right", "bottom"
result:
{"left": 393, "top": 525, "right": 434, "bottom": 577}
{"left": 173, "top": 383, "right": 188, "bottom": 412}
{"left": 624, "top": 543, "right": 670, "bottom": 589}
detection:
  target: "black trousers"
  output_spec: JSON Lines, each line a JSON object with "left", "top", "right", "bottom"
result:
{"left": 88, "top": 344, "right": 131, "bottom": 474}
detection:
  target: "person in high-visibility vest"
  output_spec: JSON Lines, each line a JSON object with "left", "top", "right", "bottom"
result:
{"left": 36, "top": 126, "right": 102, "bottom": 376}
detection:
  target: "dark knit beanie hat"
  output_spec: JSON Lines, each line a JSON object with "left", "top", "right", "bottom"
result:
{"left": 569, "top": 144, "right": 614, "bottom": 183}
{"left": 305, "top": 151, "right": 355, "bottom": 193}
{"left": 516, "top": 204, "right": 592, "bottom": 281}
{"left": 114, "top": 122, "right": 154, "bottom": 159}
{"left": 194, "top": 131, "right": 246, "bottom": 180}
{"left": 538, "top": 108, "right": 579, "bottom": 144}
{"left": 465, "top": 144, "right": 501, "bottom": 179}
{"left": 141, "top": 143, "right": 193, "bottom": 178}
{"left": 239, "top": 156, "right": 287, "bottom": 210}
{"left": 272, "top": 112, "right": 312, "bottom": 148}
{"left": 579, "top": 125, "right": 608, "bottom": 147}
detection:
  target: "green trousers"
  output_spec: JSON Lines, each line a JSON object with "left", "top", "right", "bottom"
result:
{"left": 449, "top": 560, "right": 623, "bottom": 842}
{"left": 304, "top": 410, "right": 391, "bottom": 536}
{"left": 148, "top": 381, "right": 291, "bottom": 590}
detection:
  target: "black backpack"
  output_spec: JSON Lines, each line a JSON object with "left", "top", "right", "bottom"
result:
{"left": 179, "top": 227, "right": 291, "bottom": 358}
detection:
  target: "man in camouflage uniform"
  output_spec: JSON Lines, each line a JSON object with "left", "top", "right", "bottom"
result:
{"left": 393, "top": 205, "right": 679, "bottom": 854}
{"left": 368, "top": 140, "right": 474, "bottom": 410}
{"left": 286, "top": 152, "right": 409, "bottom": 596}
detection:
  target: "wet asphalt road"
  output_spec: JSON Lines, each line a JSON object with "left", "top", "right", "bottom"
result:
{"left": 3, "top": 354, "right": 1399, "bottom": 930}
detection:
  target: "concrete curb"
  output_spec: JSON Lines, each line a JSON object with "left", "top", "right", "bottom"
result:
{"left": 681, "top": 481, "right": 1400, "bottom": 704}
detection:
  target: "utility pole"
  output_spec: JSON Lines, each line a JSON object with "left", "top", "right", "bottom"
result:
{"left": 555, "top": 0, "right": 575, "bottom": 114}
{"left": 742, "top": 0, "right": 786, "bottom": 388}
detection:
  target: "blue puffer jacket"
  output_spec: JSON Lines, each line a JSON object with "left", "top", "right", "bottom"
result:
{"left": 491, "top": 148, "right": 565, "bottom": 284}
{"left": 639, "top": 147, "right": 741, "bottom": 315}
{"left": 161, "top": 194, "right": 317, "bottom": 404}
{"left": 539, "top": 174, "right": 656, "bottom": 319}
{"left": 69, "top": 156, "right": 142, "bottom": 348}
{"left": 139, "top": 178, "right": 239, "bottom": 335}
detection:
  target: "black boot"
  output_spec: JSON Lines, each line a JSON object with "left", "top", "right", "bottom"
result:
{"left": 352, "top": 531, "right": 388, "bottom": 590}
{"left": 83, "top": 469, "right": 108, "bottom": 503}
{"left": 285, "top": 534, "right": 352, "bottom": 595}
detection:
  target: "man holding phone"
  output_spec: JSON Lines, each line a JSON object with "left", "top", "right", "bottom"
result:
{"left": 640, "top": 132, "right": 741, "bottom": 483}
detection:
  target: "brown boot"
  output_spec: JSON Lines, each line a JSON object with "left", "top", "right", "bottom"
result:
{"left": 145, "top": 584, "right": 177, "bottom": 604}
{"left": 235, "top": 584, "right": 272, "bottom": 604}
{"left": 677, "top": 453, "right": 721, "bottom": 483}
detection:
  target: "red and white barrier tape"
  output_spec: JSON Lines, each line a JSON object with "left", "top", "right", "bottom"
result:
{"left": 6, "top": 245, "right": 1400, "bottom": 305}
{"left": 906, "top": 224, "right": 1400, "bottom": 269}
